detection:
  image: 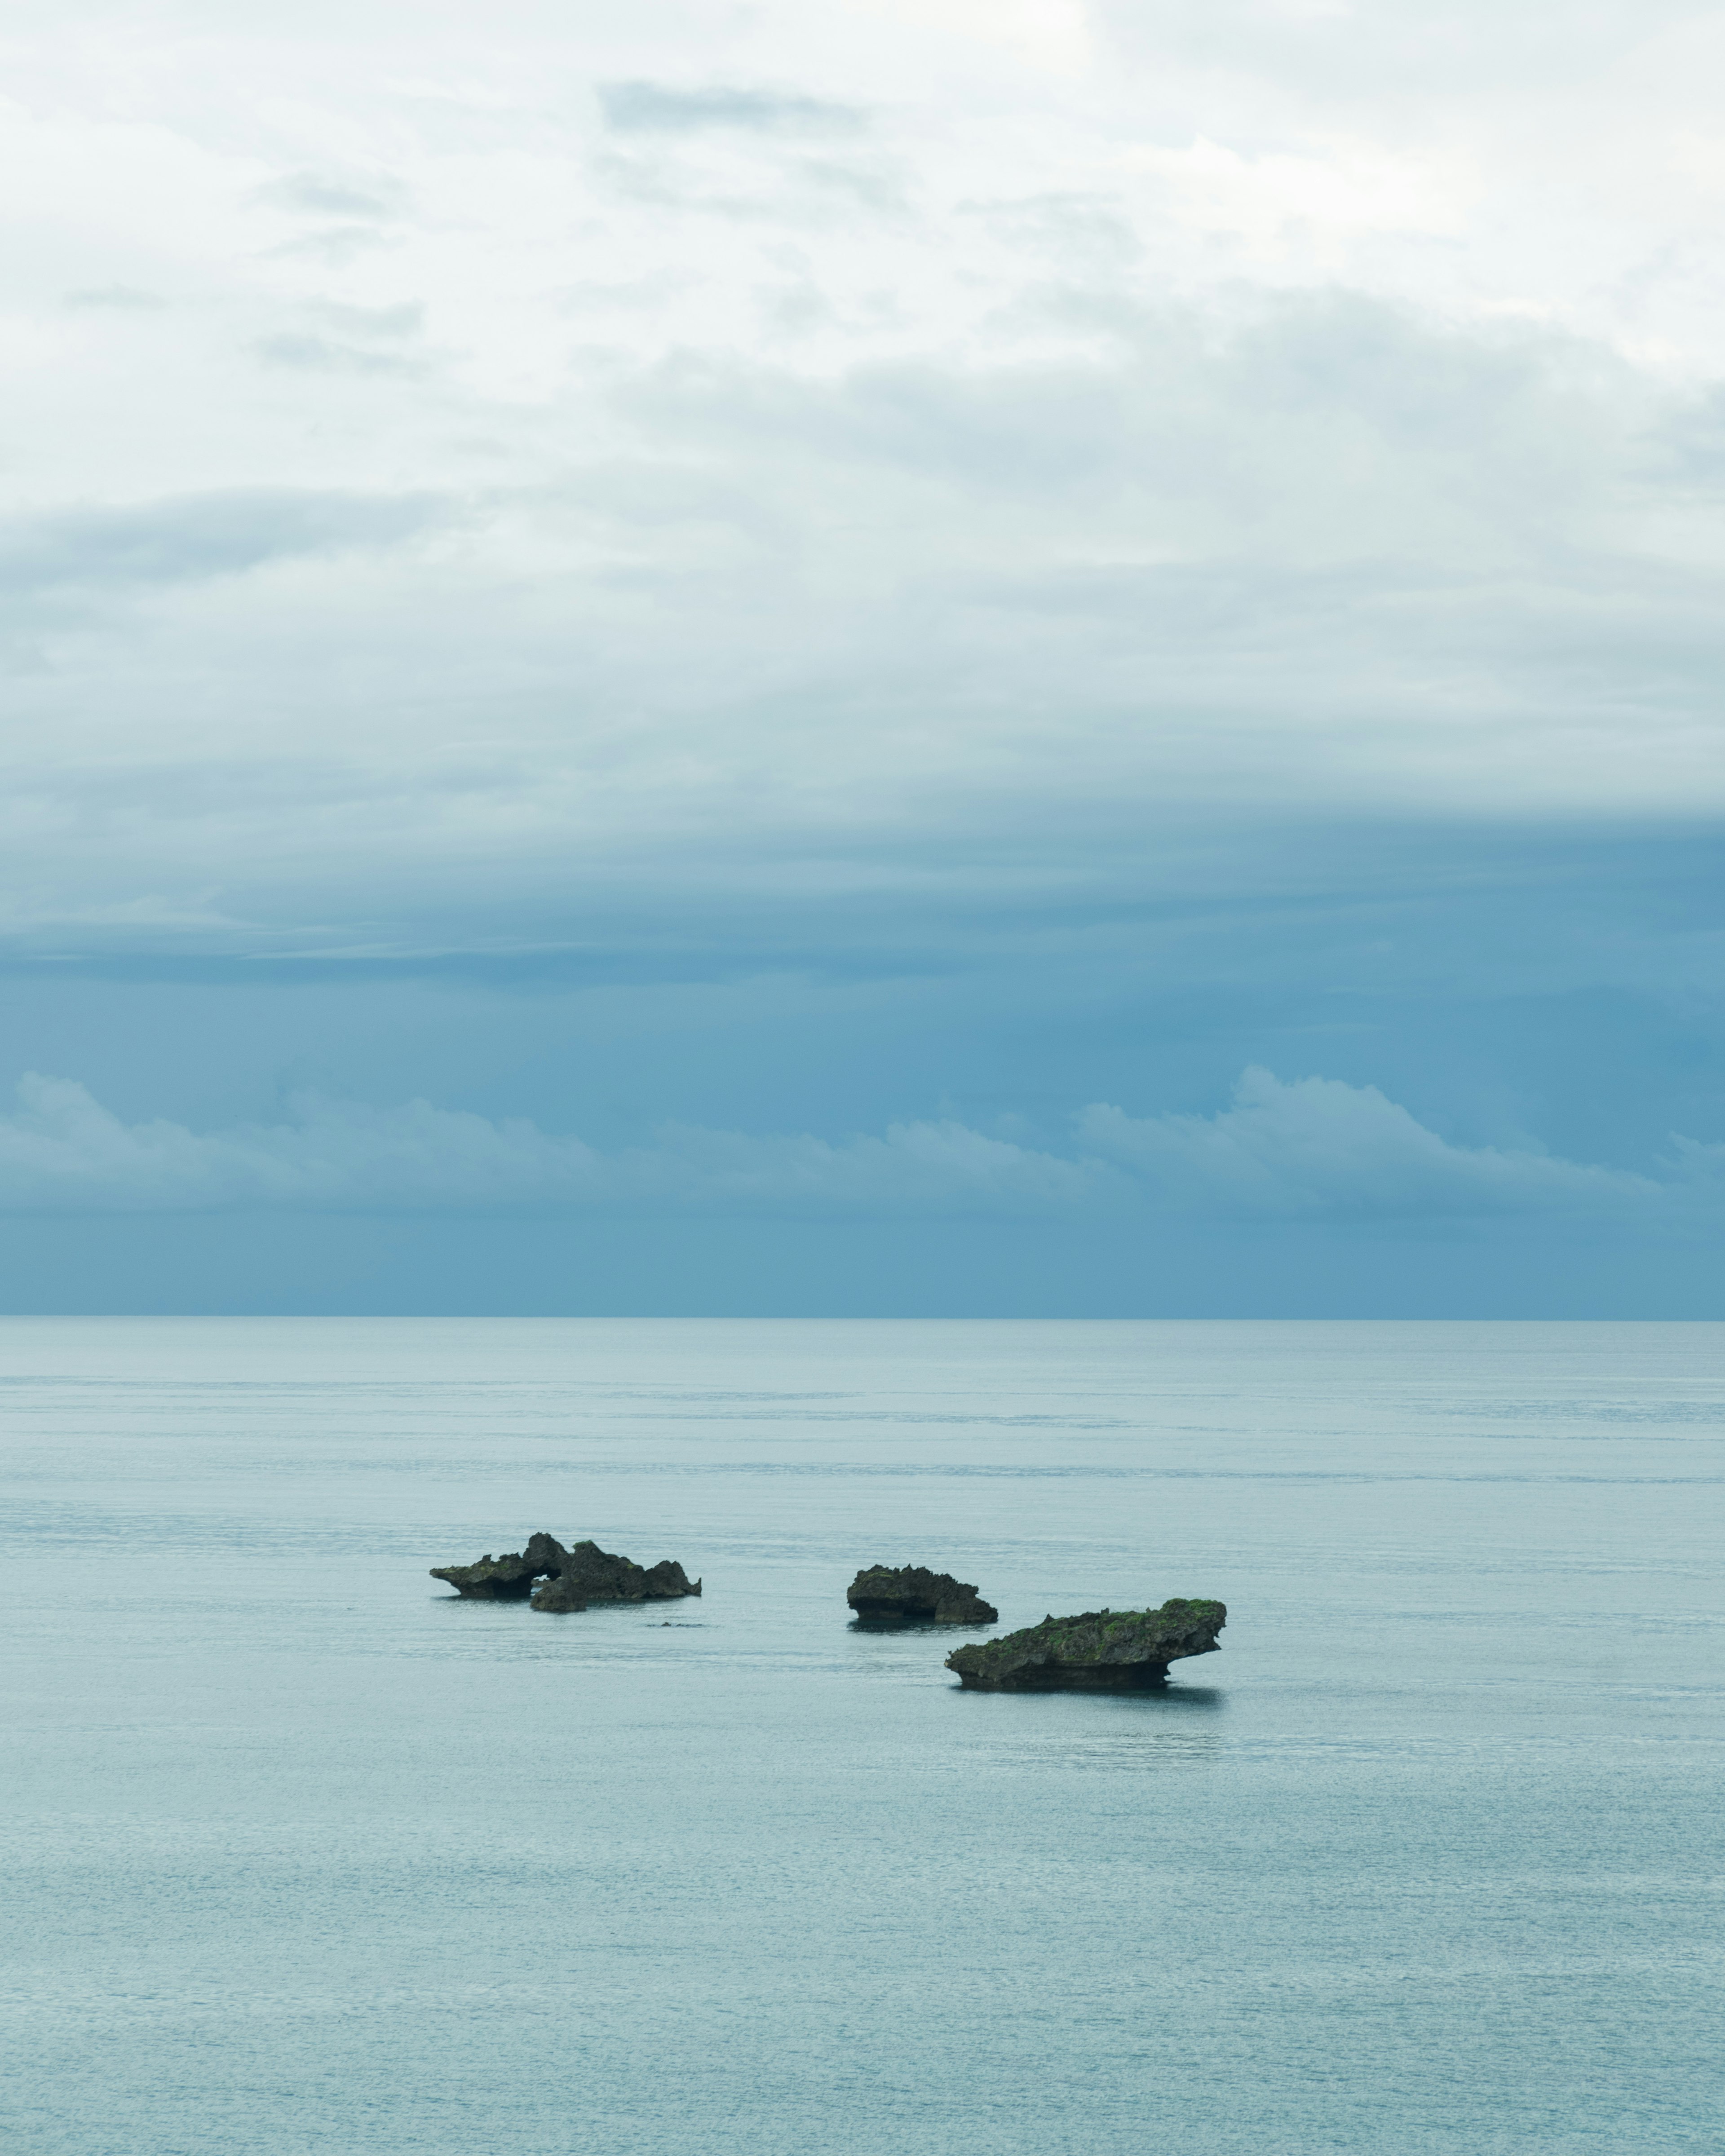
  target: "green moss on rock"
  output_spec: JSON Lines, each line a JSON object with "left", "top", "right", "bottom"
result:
{"left": 945, "top": 1598, "right": 1226, "bottom": 1691}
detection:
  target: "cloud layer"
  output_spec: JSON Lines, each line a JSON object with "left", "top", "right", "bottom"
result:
{"left": 5, "top": 3, "right": 1725, "bottom": 957}
{"left": 2, "top": 1067, "right": 1712, "bottom": 1229}
{"left": 0, "top": 490, "right": 440, "bottom": 596}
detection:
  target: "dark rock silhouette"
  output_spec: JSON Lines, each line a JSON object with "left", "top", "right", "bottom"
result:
{"left": 531, "top": 1541, "right": 701, "bottom": 1612}
{"left": 847, "top": 1564, "right": 998, "bottom": 1626}
{"left": 431, "top": 1533, "right": 699, "bottom": 1612}
{"left": 431, "top": 1532, "right": 569, "bottom": 1600}
{"left": 945, "top": 1599, "right": 1225, "bottom": 1690}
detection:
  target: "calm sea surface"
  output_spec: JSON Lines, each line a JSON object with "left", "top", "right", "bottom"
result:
{"left": 3, "top": 1318, "right": 1721, "bottom": 2154}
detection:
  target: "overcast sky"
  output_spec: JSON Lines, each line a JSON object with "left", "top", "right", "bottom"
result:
{"left": 3, "top": 0, "right": 1723, "bottom": 1312}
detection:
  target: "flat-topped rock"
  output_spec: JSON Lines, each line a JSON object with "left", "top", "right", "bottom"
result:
{"left": 432, "top": 1533, "right": 700, "bottom": 1612}
{"left": 531, "top": 1541, "right": 701, "bottom": 1612}
{"left": 848, "top": 1564, "right": 998, "bottom": 1626}
{"left": 945, "top": 1599, "right": 1225, "bottom": 1690}
{"left": 431, "top": 1532, "right": 569, "bottom": 1600}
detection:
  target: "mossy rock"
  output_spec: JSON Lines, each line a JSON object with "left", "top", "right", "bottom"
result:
{"left": 945, "top": 1598, "right": 1225, "bottom": 1691}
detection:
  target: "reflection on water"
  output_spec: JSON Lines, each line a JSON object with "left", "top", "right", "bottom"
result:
{"left": 947, "top": 1679, "right": 1227, "bottom": 1710}
{"left": 953, "top": 1680, "right": 1228, "bottom": 1768}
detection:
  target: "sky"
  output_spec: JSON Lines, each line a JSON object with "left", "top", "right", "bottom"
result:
{"left": 3, "top": 0, "right": 1724, "bottom": 1314}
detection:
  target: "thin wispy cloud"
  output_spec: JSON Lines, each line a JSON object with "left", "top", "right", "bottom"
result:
{"left": 251, "top": 172, "right": 410, "bottom": 220}
{"left": 597, "top": 82, "right": 867, "bottom": 136}
{"left": 62, "top": 286, "right": 167, "bottom": 312}
{"left": 0, "top": 491, "right": 444, "bottom": 598}
{"left": 252, "top": 336, "right": 423, "bottom": 378}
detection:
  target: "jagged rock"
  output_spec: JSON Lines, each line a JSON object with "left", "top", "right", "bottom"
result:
{"left": 431, "top": 1533, "right": 700, "bottom": 1611}
{"left": 945, "top": 1599, "right": 1225, "bottom": 1690}
{"left": 847, "top": 1564, "right": 998, "bottom": 1626}
{"left": 530, "top": 1541, "right": 701, "bottom": 1612}
{"left": 431, "top": 1532, "right": 569, "bottom": 1600}
{"left": 529, "top": 1568, "right": 588, "bottom": 1614}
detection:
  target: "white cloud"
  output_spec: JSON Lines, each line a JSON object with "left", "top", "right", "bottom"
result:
{"left": 1078, "top": 1068, "right": 1662, "bottom": 1219}
{"left": 0, "top": 1074, "right": 1104, "bottom": 1215}
{"left": 4, "top": 2, "right": 1725, "bottom": 957}
{"left": 0, "top": 1066, "right": 1714, "bottom": 1227}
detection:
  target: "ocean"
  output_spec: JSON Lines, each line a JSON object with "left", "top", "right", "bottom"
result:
{"left": 3, "top": 1317, "right": 1720, "bottom": 2153}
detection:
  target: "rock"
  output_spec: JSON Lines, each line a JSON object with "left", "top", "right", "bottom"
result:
{"left": 529, "top": 1540, "right": 701, "bottom": 1612}
{"left": 432, "top": 1533, "right": 700, "bottom": 1611}
{"left": 945, "top": 1599, "right": 1225, "bottom": 1690}
{"left": 431, "top": 1532, "right": 569, "bottom": 1600}
{"left": 847, "top": 1564, "right": 998, "bottom": 1626}
{"left": 522, "top": 1564, "right": 587, "bottom": 1613}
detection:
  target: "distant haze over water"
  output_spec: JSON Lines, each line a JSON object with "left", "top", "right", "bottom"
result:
{"left": 5, "top": 1318, "right": 1721, "bottom": 2153}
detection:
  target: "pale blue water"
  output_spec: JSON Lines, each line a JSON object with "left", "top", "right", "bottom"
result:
{"left": 3, "top": 1318, "right": 1721, "bottom": 2154}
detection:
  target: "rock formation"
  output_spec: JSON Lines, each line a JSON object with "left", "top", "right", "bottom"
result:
{"left": 530, "top": 1541, "right": 701, "bottom": 1612}
{"left": 847, "top": 1564, "right": 998, "bottom": 1625}
{"left": 431, "top": 1533, "right": 700, "bottom": 1612}
{"left": 944, "top": 1599, "right": 1225, "bottom": 1690}
{"left": 430, "top": 1531, "right": 570, "bottom": 1600}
